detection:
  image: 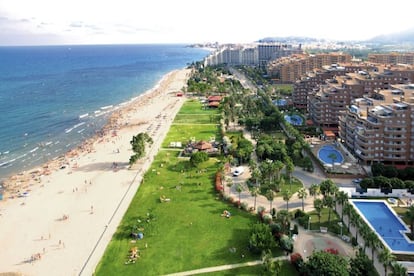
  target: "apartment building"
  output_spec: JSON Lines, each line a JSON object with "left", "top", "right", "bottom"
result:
{"left": 308, "top": 64, "right": 414, "bottom": 127}
{"left": 258, "top": 43, "right": 302, "bottom": 66}
{"left": 338, "top": 84, "right": 414, "bottom": 165}
{"left": 267, "top": 52, "right": 352, "bottom": 83}
{"left": 368, "top": 53, "right": 414, "bottom": 65}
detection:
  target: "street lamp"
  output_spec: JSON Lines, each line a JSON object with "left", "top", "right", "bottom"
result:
{"left": 308, "top": 217, "right": 311, "bottom": 231}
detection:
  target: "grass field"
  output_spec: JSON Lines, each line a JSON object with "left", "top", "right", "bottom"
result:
{"left": 308, "top": 207, "right": 349, "bottom": 235}
{"left": 96, "top": 100, "right": 265, "bottom": 275}
{"left": 162, "top": 124, "right": 220, "bottom": 148}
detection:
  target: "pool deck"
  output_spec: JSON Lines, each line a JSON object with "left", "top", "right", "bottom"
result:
{"left": 308, "top": 139, "right": 365, "bottom": 176}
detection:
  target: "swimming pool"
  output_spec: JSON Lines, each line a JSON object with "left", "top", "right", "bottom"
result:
{"left": 317, "top": 145, "right": 344, "bottom": 164}
{"left": 273, "top": 99, "right": 287, "bottom": 106}
{"left": 351, "top": 200, "right": 414, "bottom": 254}
{"left": 284, "top": 114, "right": 303, "bottom": 126}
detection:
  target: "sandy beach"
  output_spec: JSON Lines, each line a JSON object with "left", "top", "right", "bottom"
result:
{"left": 0, "top": 68, "right": 191, "bottom": 276}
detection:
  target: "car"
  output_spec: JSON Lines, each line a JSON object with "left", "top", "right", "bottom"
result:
{"left": 352, "top": 178, "right": 362, "bottom": 184}
{"left": 233, "top": 167, "right": 245, "bottom": 177}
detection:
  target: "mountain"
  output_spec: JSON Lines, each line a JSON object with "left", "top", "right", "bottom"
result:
{"left": 369, "top": 28, "right": 414, "bottom": 44}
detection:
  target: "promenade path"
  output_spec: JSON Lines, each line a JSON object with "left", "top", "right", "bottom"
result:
{"left": 163, "top": 256, "right": 288, "bottom": 276}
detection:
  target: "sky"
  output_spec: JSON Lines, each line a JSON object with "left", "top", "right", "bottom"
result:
{"left": 1, "top": 0, "right": 414, "bottom": 46}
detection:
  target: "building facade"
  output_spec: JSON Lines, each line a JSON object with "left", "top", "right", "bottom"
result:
{"left": 339, "top": 84, "right": 414, "bottom": 165}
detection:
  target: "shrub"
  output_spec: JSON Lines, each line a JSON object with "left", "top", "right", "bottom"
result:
{"left": 290, "top": 252, "right": 304, "bottom": 272}
{"left": 241, "top": 201, "right": 249, "bottom": 211}
{"left": 294, "top": 209, "right": 306, "bottom": 219}
{"left": 292, "top": 224, "right": 299, "bottom": 235}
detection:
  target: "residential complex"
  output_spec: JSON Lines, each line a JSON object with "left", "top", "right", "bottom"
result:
{"left": 266, "top": 52, "right": 352, "bottom": 83}
{"left": 339, "top": 84, "right": 414, "bottom": 165}
{"left": 307, "top": 64, "right": 414, "bottom": 127}
{"left": 368, "top": 52, "right": 414, "bottom": 65}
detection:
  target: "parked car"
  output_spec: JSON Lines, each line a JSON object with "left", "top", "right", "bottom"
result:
{"left": 233, "top": 167, "right": 245, "bottom": 177}
{"left": 352, "top": 178, "right": 362, "bottom": 184}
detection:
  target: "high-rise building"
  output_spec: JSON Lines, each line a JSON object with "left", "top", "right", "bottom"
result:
{"left": 339, "top": 84, "right": 414, "bottom": 165}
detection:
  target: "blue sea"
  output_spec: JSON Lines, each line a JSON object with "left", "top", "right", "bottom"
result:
{"left": 0, "top": 44, "right": 208, "bottom": 179}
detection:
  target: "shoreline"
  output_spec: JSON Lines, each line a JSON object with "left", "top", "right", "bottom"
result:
{"left": 0, "top": 68, "right": 191, "bottom": 275}
{"left": 1, "top": 69, "right": 180, "bottom": 200}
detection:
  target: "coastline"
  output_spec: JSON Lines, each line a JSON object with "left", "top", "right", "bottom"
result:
{"left": 0, "top": 68, "right": 191, "bottom": 275}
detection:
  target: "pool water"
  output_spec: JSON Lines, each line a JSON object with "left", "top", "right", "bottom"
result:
{"left": 351, "top": 200, "right": 414, "bottom": 253}
{"left": 317, "top": 145, "right": 344, "bottom": 164}
{"left": 273, "top": 99, "right": 287, "bottom": 106}
{"left": 284, "top": 114, "right": 303, "bottom": 126}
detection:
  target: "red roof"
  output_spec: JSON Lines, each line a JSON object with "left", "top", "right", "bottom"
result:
{"left": 208, "top": 101, "right": 220, "bottom": 107}
{"left": 208, "top": 95, "right": 222, "bottom": 102}
{"left": 194, "top": 141, "right": 212, "bottom": 150}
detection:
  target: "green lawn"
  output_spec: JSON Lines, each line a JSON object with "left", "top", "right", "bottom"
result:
{"left": 95, "top": 150, "right": 258, "bottom": 275}
{"left": 177, "top": 99, "right": 218, "bottom": 115}
{"left": 308, "top": 207, "right": 349, "bottom": 236}
{"left": 174, "top": 114, "right": 220, "bottom": 124}
{"left": 95, "top": 98, "right": 299, "bottom": 275}
{"left": 162, "top": 124, "right": 221, "bottom": 148}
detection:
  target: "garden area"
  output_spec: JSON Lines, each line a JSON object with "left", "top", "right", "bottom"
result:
{"left": 95, "top": 99, "right": 282, "bottom": 275}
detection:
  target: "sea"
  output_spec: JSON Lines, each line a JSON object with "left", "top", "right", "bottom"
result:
{"left": 0, "top": 44, "right": 209, "bottom": 180}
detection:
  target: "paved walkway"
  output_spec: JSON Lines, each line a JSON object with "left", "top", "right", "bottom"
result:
{"left": 163, "top": 256, "right": 288, "bottom": 276}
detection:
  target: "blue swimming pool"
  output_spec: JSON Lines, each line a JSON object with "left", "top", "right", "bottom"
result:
{"left": 284, "top": 114, "right": 303, "bottom": 126}
{"left": 273, "top": 99, "right": 287, "bottom": 106}
{"left": 317, "top": 145, "right": 344, "bottom": 164}
{"left": 351, "top": 200, "right": 414, "bottom": 254}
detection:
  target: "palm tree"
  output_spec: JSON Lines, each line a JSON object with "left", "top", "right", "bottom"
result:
{"left": 309, "top": 183, "right": 320, "bottom": 199}
{"left": 343, "top": 203, "right": 353, "bottom": 230}
{"left": 404, "top": 205, "right": 414, "bottom": 237}
{"left": 335, "top": 191, "right": 348, "bottom": 219}
{"left": 365, "top": 230, "right": 380, "bottom": 263}
{"left": 313, "top": 198, "right": 323, "bottom": 225}
{"left": 323, "top": 196, "right": 335, "bottom": 226}
{"left": 297, "top": 187, "right": 308, "bottom": 212}
{"left": 391, "top": 262, "right": 407, "bottom": 276}
{"left": 328, "top": 152, "right": 337, "bottom": 168}
{"left": 277, "top": 210, "right": 290, "bottom": 233}
{"left": 236, "top": 184, "right": 243, "bottom": 205}
{"left": 250, "top": 186, "right": 260, "bottom": 211}
{"left": 378, "top": 248, "right": 396, "bottom": 276}
{"left": 282, "top": 190, "right": 293, "bottom": 211}
{"left": 319, "top": 179, "right": 338, "bottom": 199}
{"left": 265, "top": 189, "right": 275, "bottom": 212}
{"left": 273, "top": 160, "right": 284, "bottom": 182}
{"left": 284, "top": 156, "right": 294, "bottom": 185}
{"left": 350, "top": 210, "right": 361, "bottom": 244}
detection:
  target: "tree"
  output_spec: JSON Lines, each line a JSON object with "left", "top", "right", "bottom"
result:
{"left": 297, "top": 187, "right": 308, "bottom": 212}
{"left": 285, "top": 156, "right": 294, "bottom": 185}
{"left": 129, "top": 132, "right": 153, "bottom": 165}
{"left": 365, "top": 230, "right": 379, "bottom": 263}
{"left": 336, "top": 191, "right": 348, "bottom": 220}
{"left": 189, "top": 151, "right": 209, "bottom": 167}
{"left": 261, "top": 250, "right": 281, "bottom": 276}
{"left": 323, "top": 196, "right": 335, "bottom": 227}
{"left": 250, "top": 186, "right": 260, "bottom": 211}
{"left": 305, "top": 250, "right": 349, "bottom": 276}
{"left": 350, "top": 250, "right": 379, "bottom": 276}
{"left": 404, "top": 205, "right": 414, "bottom": 237}
{"left": 236, "top": 183, "right": 243, "bottom": 205}
{"left": 309, "top": 183, "right": 320, "bottom": 199}
{"left": 378, "top": 248, "right": 396, "bottom": 276}
{"left": 265, "top": 189, "right": 275, "bottom": 211}
{"left": 313, "top": 199, "right": 323, "bottom": 225}
{"left": 319, "top": 179, "right": 338, "bottom": 199}
{"left": 249, "top": 223, "right": 275, "bottom": 254}
{"left": 391, "top": 262, "right": 407, "bottom": 276}
{"left": 328, "top": 152, "right": 337, "bottom": 167}
{"left": 282, "top": 189, "right": 293, "bottom": 211}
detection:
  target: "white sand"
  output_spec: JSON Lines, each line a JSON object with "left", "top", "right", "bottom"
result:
{"left": 0, "top": 68, "right": 191, "bottom": 276}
